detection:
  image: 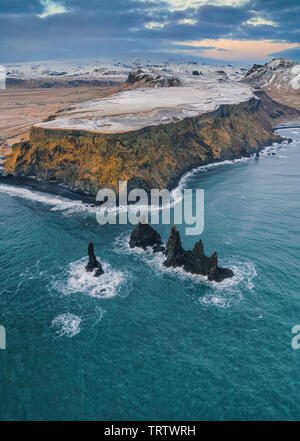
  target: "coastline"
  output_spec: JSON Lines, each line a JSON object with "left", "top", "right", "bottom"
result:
{"left": 0, "top": 174, "right": 96, "bottom": 204}
{"left": 0, "top": 124, "right": 298, "bottom": 206}
{"left": 166, "top": 125, "right": 296, "bottom": 193}
{"left": 4, "top": 91, "right": 300, "bottom": 196}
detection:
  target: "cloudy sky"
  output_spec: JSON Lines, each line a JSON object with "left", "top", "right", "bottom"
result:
{"left": 0, "top": 0, "right": 299, "bottom": 64}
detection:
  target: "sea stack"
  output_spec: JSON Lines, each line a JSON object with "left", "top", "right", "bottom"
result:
{"left": 129, "top": 223, "right": 234, "bottom": 282}
{"left": 85, "top": 242, "right": 104, "bottom": 277}
{"left": 164, "top": 225, "right": 186, "bottom": 267}
{"left": 163, "top": 226, "right": 234, "bottom": 282}
{"left": 164, "top": 226, "right": 234, "bottom": 282}
{"left": 129, "top": 221, "right": 165, "bottom": 252}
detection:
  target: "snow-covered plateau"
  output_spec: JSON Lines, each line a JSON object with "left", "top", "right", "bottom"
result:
{"left": 30, "top": 61, "right": 254, "bottom": 134}
{"left": 5, "top": 57, "right": 300, "bottom": 135}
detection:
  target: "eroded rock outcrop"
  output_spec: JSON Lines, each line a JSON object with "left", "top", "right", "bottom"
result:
{"left": 125, "top": 70, "right": 181, "bottom": 88}
{"left": 86, "top": 242, "right": 104, "bottom": 277}
{"left": 129, "top": 222, "right": 165, "bottom": 252}
{"left": 164, "top": 226, "right": 234, "bottom": 282}
{"left": 129, "top": 224, "right": 234, "bottom": 282}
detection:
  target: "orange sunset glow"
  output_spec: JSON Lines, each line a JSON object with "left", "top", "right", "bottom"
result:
{"left": 172, "top": 39, "right": 300, "bottom": 61}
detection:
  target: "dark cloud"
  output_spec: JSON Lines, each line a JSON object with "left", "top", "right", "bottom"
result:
{"left": 271, "top": 46, "right": 300, "bottom": 59}
{"left": 0, "top": 0, "right": 299, "bottom": 63}
{"left": 0, "top": 0, "right": 42, "bottom": 14}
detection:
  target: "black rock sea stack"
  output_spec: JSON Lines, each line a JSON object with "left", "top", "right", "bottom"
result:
{"left": 129, "top": 222, "right": 165, "bottom": 252}
{"left": 164, "top": 226, "right": 234, "bottom": 283}
{"left": 129, "top": 223, "right": 234, "bottom": 282}
{"left": 85, "top": 242, "right": 104, "bottom": 277}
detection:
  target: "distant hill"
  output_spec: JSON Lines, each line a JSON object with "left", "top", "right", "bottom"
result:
{"left": 243, "top": 58, "right": 300, "bottom": 90}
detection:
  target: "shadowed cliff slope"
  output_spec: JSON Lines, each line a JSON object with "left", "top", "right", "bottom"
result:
{"left": 4, "top": 91, "right": 299, "bottom": 195}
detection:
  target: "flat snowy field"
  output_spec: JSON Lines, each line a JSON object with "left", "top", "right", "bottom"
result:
{"left": 4, "top": 60, "right": 130, "bottom": 83}
{"left": 34, "top": 63, "right": 254, "bottom": 134}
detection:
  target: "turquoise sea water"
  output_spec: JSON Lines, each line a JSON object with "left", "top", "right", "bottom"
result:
{"left": 0, "top": 128, "right": 300, "bottom": 421}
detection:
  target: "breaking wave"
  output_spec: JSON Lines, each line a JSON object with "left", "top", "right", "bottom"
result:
{"left": 0, "top": 184, "right": 97, "bottom": 215}
{"left": 51, "top": 313, "right": 81, "bottom": 338}
{"left": 53, "top": 257, "right": 128, "bottom": 299}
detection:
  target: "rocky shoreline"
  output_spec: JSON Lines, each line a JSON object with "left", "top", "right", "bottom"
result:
{"left": 0, "top": 123, "right": 297, "bottom": 206}
{"left": 3, "top": 91, "right": 299, "bottom": 196}
{"left": 0, "top": 174, "right": 97, "bottom": 204}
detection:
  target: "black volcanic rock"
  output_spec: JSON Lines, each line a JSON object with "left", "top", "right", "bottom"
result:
{"left": 164, "top": 225, "right": 186, "bottom": 267}
{"left": 129, "top": 223, "right": 234, "bottom": 282}
{"left": 126, "top": 70, "right": 181, "bottom": 88}
{"left": 127, "top": 69, "right": 144, "bottom": 85}
{"left": 245, "top": 63, "right": 264, "bottom": 77}
{"left": 163, "top": 226, "right": 234, "bottom": 282}
{"left": 129, "top": 222, "right": 164, "bottom": 251}
{"left": 152, "top": 244, "right": 166, "bottom": 253}
{"left": 86, "top": 242, "right": 104, "bottom": 277}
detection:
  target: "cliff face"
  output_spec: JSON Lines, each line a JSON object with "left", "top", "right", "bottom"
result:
{"left": 4, "top": 91, "right": 299, "bottom": 195}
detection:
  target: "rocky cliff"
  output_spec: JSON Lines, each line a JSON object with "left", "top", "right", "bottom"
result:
{"left": 4, "top": 91, "right": 299, "bottom": 195}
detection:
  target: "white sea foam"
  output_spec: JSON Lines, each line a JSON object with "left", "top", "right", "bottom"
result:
{"left": 54, "top": 257, "right": 127, "bottom": 299}
{"left": 199, "top": 259, "right": 257, "bottom": 308}
{"left": 170, "top": 156, "right": 252, "bottom": 205}
{"left": 260, "top": 141, "right": 289, "bottom": 157}
{"left": 51, "top": 313, "right": 81, "bottom": 338}
{"left": 0, "top": 183, "right": 96, "bottom": 215}
{"left": 174, "top": 137, "right": 293, "bottom": 190}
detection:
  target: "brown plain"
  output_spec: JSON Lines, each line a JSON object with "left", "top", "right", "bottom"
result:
{"left": 265, "top": 86, "right": 300, "bottom": 111}
{"left": 0, "top": 85, "right": 115, "bottom": 148}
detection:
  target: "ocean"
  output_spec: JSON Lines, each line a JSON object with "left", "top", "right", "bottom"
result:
{"left": 0, "top": 127, "right": 299, "bottom": 421}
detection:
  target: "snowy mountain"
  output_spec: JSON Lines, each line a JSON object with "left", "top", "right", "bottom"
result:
{"left": 243, "top": 58, "right": 300, "bottom": 90}
{"left": 4, "top": 58, "right": 246, "bottom": 85}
